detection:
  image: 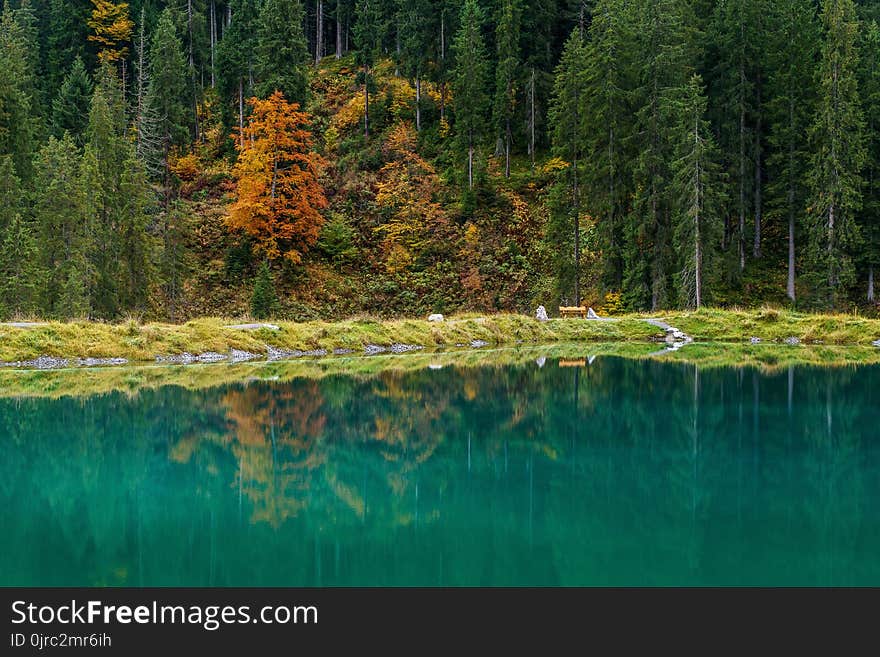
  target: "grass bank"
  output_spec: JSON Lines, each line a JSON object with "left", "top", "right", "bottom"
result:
{"left": 0, "top": 308, "right": 878, "bottom": 366}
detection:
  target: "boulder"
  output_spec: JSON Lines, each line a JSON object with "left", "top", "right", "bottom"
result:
{"left": 784, "top": 337, "right": 800, "bottom": 345}
{"left": 428, "top": 313, "right": 444, "bottom": 322}
{"left": 535, "top": 306, "right": 549, "bottom": 321}
{"left": 873, "top": 339, "right": 880, "bottom": 348}
{"left": 587, "top": 307, "right": 600, "bottom": 319}
{"left": 750, "top": 337, "right": 761, "bottom": 344}
{"left": 535, "top": 356, "right": 546, "bottom": 368}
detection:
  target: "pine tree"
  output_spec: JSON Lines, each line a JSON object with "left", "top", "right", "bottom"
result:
{"left": 0, "top": 155, "right": 22, "bottom": 232}
{"left": 250, "top": 260, "right": 277, "bottom": 318}
{"left": 549, "top": 29, "right": 587, "bottom": 306}
{"left": 452, "top": 0, "right": 489, "bottom": 191}
{"left": 149, "top": 9, "right": 189, "bottom": 170}
{"left": 859, "top": 19, "right": 880, "bottom": 303}
{"left": 582, "top": 0, "right": 637, "bottom": 291}
{"left": 805, "top": 0, "right": 866, "bottom": 309}
{"left": 624, "top": 0, "right": 694, "bottom": 310}
{"left": 765, "top": 0, "right": 819, "bottom": 303}
{"left": 216, "top": 0, "right": 260, "bottom": 145}
{"left": 396, "top": 0, "right": 434, "bottom": 132}
{"left": 353, "top": 0, "right": 381, "bottom": 138}
{"left": 493, "top": 0, "right": 521, "bottom": 178}
{"left": 51, "top": 57, "right": 93, "bottom": 145}
{"left": 669, "top": 74, "right": 724, "bottom": 309}
{"left": 0, "top": 213, "right": 40, "bottom": 319}
{"left": 256, "top": 0, "right": 310, "bottom": 104}
{"left": 133, "top": 8, "right": 163, "bottom": 179}
{"left": 0, "top": 5, "right": 37, "bottom": 181}
{"left": 33, "top": 134, "right": 93, "bottom": 317}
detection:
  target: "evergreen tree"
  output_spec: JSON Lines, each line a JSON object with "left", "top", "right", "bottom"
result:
{"left": 0, "top": 4, "right": 37, "bottom": 181}
{"left": 669, "top": 74, "right": 724, "bottom": 309}
{"left": 805, "top": 0, "right": 866, "bottom": 308}
{"left": 0, "top": 213, "right": 40, "bottom": 319}
{"left": 33, "top": 134, "right": 93, "bottom": 317}
{"left": 256, "top": 0, "right": 310, "bottom": 104}
{"left": 493, "top": 0, "right": 521, "bottom": 178}
{"left": 216, "top": 0, "right": 259, "bottom": 144}
{"left": 0, "top": 155, "right": 22, "bottom": 231}
{"left": 250, "top": 260, "right": 277, "bottom": 318}
{"left": 353, "top": 0, "right": 381, "bottom": 137}
{"left": 133, "top": 8, "right": 163, "bottom": 179}
{"left": 150, "top": 9, "right": 189, "bottom": 166}
{"left": 50, "top": 57, "right": 93, "bottom": 145}
{"left": 624, "top": 0, "right": 694, "bottom": 310}
{"left": 859, "top": 18, "right": 880, "bottom": 303}
{"left": 451, "top": 0, "right": 489, "bottom": 191}
{"left": 549, "top": 29, "right": 587, "bottom": 306}
{"left": 582, "top": 0, "right": 637, "bottom": 291}
{"left": 765, "top": 0, "right": 820, "bottom": 303}
{"left": 395, "top": 0, "right": 434, "bottom": 132}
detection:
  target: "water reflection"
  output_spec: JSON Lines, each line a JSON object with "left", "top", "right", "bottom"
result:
{"left": 1, "top": 356, "right": 879, "bottom": 585}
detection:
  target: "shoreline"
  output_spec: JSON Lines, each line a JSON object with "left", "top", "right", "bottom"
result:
{"left": 0, "top": 308, "right": 879, "bottom": 371}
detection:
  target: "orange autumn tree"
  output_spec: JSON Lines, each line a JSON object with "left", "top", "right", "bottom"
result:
{"left": 229, "top": 91, "right": 327, "bottom": 263}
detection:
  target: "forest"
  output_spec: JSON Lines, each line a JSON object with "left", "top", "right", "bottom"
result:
{"left": 0, "top": 0, "right": 878, "bottom": 321}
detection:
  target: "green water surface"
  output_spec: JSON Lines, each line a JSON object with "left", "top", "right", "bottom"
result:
{"left": 2, "top": 354, "right": 879, "bottom": 586}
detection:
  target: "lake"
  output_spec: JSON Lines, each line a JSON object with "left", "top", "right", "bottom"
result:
{"left": 2, "top": 352, "right": 879, "bottom": 586}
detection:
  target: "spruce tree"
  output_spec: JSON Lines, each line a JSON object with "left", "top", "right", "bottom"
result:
{"left": 0, "top": 4, "right": 37, "bottom": 181}
{"left": 50, "top": 57, "right": 93, "bottom": 145}
{"left": 256, "top": 0, "right": 310, "bottom": 104}
{"left": 451, "top": 0, "right": 490, "bottom": 191}
{"left": 353, "top": 0, "right": 382, "bottom": 138}
{"left": 549, "top": 29, "right": 587, "bottom": 306}
{"left": 859, "top": 19, "right": 880, "bottom": 303}
{"left": 765, "top": 0, "right": 820, "bottom": 303}
{"left": 0, "top": 213, "right": 40, "bottom": 319}
{"left": 582, "top": 0, "right": 637, "bottom": 291}
{"left": 396, "top": 0, "right": 434, "bottom": 132}
{"left": 251, "top": 261, "right": 277, "bottom": 319}
{"left": 669, "top": 74, "right": 724, "bottom": 309}
{"left": 150, "top": 9, "right": 189, "bottom": 165}
{"left": 805, "top": 0, "right": 866, "bottom": 309}
{"left": 493, "top": 0, "right": 521, "bottom": 178}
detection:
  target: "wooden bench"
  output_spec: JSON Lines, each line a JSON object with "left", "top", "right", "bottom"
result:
{"left": 559, "top": 306, "right": 588, "bottom": 319}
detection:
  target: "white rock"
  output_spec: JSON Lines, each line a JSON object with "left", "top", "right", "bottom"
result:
{"left": 587, "top": 307, "right": 600, "bottom": 319}
{"left": 872, "top": 339, "right": 880, "bottom": 348}
{"left": 535, "top": 357, "right": 546, "bottom": 368}
{"left": 428, "top": 313, "right": 444, "bottom": 322}
{"left": 535, "top": 306, "right": 549, "bottom": 321}
{"left": 672, "top": 330, "right": 687, "bottom": 340}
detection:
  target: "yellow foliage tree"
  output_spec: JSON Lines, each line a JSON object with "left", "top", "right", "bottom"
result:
{"left": 88, "top": 0, "right": 134, "bottom": 64}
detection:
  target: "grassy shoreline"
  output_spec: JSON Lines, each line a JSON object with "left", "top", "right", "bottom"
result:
{"left": 1, "top": 308, "right": 879, "bottom": 365}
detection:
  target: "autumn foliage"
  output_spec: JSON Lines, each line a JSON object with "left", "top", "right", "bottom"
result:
{"left": 229, "top": 91, "right": 327, "bottom": 264}
{"left": 87, "top": 0, "right": 134, "bottom": 64}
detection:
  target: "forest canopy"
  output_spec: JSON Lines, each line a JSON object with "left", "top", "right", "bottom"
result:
{"left": 0, "top": 0, "right": 878, "bottom": 321}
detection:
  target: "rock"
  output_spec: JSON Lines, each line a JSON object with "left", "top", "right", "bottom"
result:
{"left": 266, "top": 345, "right": 301, "bottom": 360}
{"left": 784, "top": 337, "right": 800, "bottom": 346}
{"left": 672, "top": 330, "right": 687, "bottom": 341}
{"left": 470, "top": 340, "right": 489, "bottom": 348}
{"left": 2, "top": 355, "right": 71, "bottom": 369}
{"left": 428, "top": 364, "right": 444, "bottom": 370}
{"left": 428, "top": 313, "right": 444, "bottom": 322}
{"left": 156, "top": 353, "right": 197, "bottom": 364}
{"left": 588, "top": 355, "right": 597, "bottom": 365}
{"left": 535, "top": 356, "right": 546, "bottom": 368}
{"left": 198, "top": 352, "right": 228, "bottom": 363}
{"left": 225, "top": 323, "right": 280, "bottom": 331}
{"left": 872, "top": 339, "right": 880, "bottom": 348}
{"left": 1, "top": 322, "right": 49, "bottom": 329}
{"left": 390, "top": 343, "right": 424, "bottom": 353}
{"left": 750, "top": 337, "right": 761, "bottom": 344}
{"left": 587, "top": 307, "right": 600, "bottom": 320}
{"left": 78, "top": 357, "right": 129, "bottom": 367}
{"left": 364, "top": 344, "right": 387, "bottom": 355}
{"left": 302, "top": 349, "right": 328, "bottom": 357}
{"left": 333, "top": 348, "right": 354, "bottom": 355}
{"left": 230, "top": 349, "right": 259, "bottom": 363}
{"left": 535, "top": 306, "right": 549, "bottom": 321}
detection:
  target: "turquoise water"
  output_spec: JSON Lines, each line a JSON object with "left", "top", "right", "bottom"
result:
{"left": 2, "top": 354, "right": 879, "bottom": 586}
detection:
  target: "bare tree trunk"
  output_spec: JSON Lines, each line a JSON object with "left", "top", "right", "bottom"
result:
{"left": 753, "top": 79, "right": 763, "bottom": 259}
{"left": 210, "top": 0, "right": 216, "bottom": 87}
{"left": 336, "top": 3, "right": 343, "bottom": 59}
{"left": 238, "top": 78, "right": 244, "bottom": 148}
{"left": 363, "top": 64, "right": 369, "bottom": 138}
{"left": 529, "top": 69, "right": 536, "bottom": 167}
{"left": 505, "top": 115, "right": 511, "bottom": 178}
{"left": 415, "top": 76, "right": 421, "bottom": 132}
{"left": 468, "top": 139, "right": 474, "bottom": 189}
{"left": 787, "top": 207, "right": 796, "bottom": 302}
{"left": 868, "top": 265, "right": 875, "bottom": 303}
{"left": 739, "top": 88, "right": 746, "bottom": 273}
{"left": 316, "top": 0, "right": 323, "bottom": 65}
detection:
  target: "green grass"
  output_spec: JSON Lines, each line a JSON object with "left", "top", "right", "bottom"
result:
{"left": 1, "top": 308, "right": 879, "bottom": 366}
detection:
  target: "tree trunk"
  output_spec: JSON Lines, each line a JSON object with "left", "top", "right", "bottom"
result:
{"left": 210, "top": 0, "right": 216, "bottom": 88}
{"left": 238, "top": 78, "right": 244, "bottom": 148}
{"left": 753, "top": 81, "right": 762, "bottom": 259}
{"left": 336, "top": 4, "right": 343, "bottom": 59}
{"left": 363, "top": 64, "right": 369, "bottom": 138}
{"left": 529, "top": 69, "right": 536, "bottom": 167}
{"left": 739, "top": 84, "right": 746, "bottom": 273}
{"left": 316, "top": 0, "right": 323, "bottom": 66}
{"left": 415, "top": 76, "right": 421, "bottom": 132}
{"left": 868, "top": 265, "right": 875, "bottom": 303}
{"left": 787, "top": 205, "right": 796, "bottom": 302}
{"left": 505, "top": 116, "right": 511, "bottom": 179}
{"left": 468, "top": 139, "right": 474, "bottom": 190}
